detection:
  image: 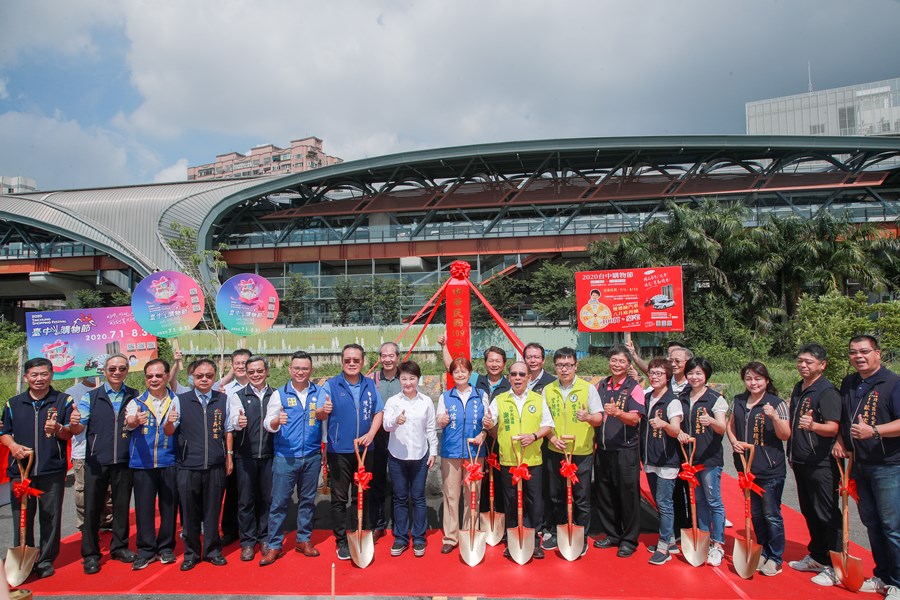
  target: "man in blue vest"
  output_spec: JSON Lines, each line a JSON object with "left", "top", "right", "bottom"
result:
{"left": 317, "top": 344, "right": 384, "bottom": 561}
{"left": 175, "top": 358, "right": 229, "bottom": 571}
{"left": 1, "top": 357, "right": 78, "bottom": 579}
{"left": 227, "top": 355, "right": 275, "bottom": 562}
{"left": 125, "top": 358, "right": 179, "bottom": 570}
{"left": 73, "top": 353, "right": 139, "bottom": 574}
{"left": 259, "top": 351, "right": 329, "bottom": 565}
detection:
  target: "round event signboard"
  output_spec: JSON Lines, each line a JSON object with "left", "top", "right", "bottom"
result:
{"left": 131, "top": 271, "right": 206, "bottom": 338}
{"left": 216, "top": 273, "right": 280, "bottom": 337}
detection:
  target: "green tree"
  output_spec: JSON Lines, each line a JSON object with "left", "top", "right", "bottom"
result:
{"left": 332, "top": 278, "right": 359, "bottom": 326}
{"left": 529, "top": 262, "right": 578, "bottom": 326}
{"left": 368, "top": 278, "right": 408, "bottom": 325}
{"left": 110, "top": 290, "right": 132, "bottom": 307}
{"left": 67, "top": 289, "right": 104, "bottom": 309}
{"left": 471, "top": 275, "right": 526, "bottom": 327}
{"left": 0, "top": 318, "right": 26, "bottom": 370}
{"left": 282, "top": 273, "right": 314, "bottom": 326}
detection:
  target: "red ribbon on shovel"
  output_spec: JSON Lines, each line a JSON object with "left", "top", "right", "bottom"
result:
{"left": 839, "top": 478, "right": 859, "bottom": 502}
{"left": 510, "top": 463, "right": 531, "bottom": 485}
{"left": 463, "top": 460, "right": 484, "bottom": 485}
{"left": 678, "top": 462, "right": 704, "bottom": 487}
{"left": 485, "top": 452, "right": 500, "bottom": 471}
{"left": 738, "top": 471, "right": 764, "bottom": 496}
{"left": 559, "top": 459, "right": 579, "bottom": 484}
{"left": 13, "top": 478, "right": 43, "bottom": 500}
{"left": 354, "top": 466, "right": 372, "bottom": 491}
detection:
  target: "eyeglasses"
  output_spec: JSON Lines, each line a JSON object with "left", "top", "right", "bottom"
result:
{"left": 343, "top": 358, "right": 362, "bottom": 364}
{"left": 509, "top": 371, "right": 527, "bottom": 377}
{"left": 848, "top": 349, "right": 875, "bottom": 356}
{"left": 106, "top": 366, "right": 128, "bottom": 373}
{"left": 145, "top": 373, "right": 166, "bottom": 379}
{"left": 648, "top": 370, "right": 668, "bottom": 378}
{"left": 193, "top": 373, "right": 215, "bottom": 379}
{"left": 555, "top": 363, "right": 575, "bottom": 370}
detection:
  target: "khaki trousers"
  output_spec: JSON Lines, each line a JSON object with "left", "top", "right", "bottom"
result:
{"left": 441, "top": 457, "right": 484, "bottom": 546}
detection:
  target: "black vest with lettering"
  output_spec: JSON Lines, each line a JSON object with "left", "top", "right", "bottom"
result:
{"left": 731, "top": 392, "right": 786, "bottom": 480}
{"left": 4, "top": 388, "right": 72, "bottom": 477}
{"left": 840, "top": 366, "right": 900, "bottom": 465}
{"left": 232, "top": 384, "right": 274, "bottom": 459}
{"left": 86, "top": 384, "right": 138, "bottom": 466}
{"left": 680, "top": 387, "right": 724, "bottom": 468}
{"left": 642, "top": 389, "right": 681, "bottom": 468}
{"left": 788, "top": 377, "right": 840, "bottom": 466}
{"left": 596, "top": 376, "right": 641, "bottom": 450}
{"left": 176, "top": 390, "right": 227, "bottom": 470}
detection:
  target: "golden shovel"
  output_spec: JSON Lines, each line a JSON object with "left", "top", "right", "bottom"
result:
{"left": 458, "top": 438, "right": 487, "bottom": 567}
{"left": 6, "top": 452, "right": 39, "bottom": 588}
{"left": 505, "top": 438, "right": 534, "bottom": 565}
{"left": 830, "top": 456, "right": 864, "bottom": 592}
{"left": 679, "top": 438, "right": 710, "bottom": 567}
{"left": 347, "top": 440, "right": 374, "bottom": 568}
{"left": 556, "top": 435, "right": 584, "bottom": 561}
{"left": 733, "top": 446, "right": 763, "bottom": 579}
{"left": 479, "top": 438, "right": 505, "bottom": 546}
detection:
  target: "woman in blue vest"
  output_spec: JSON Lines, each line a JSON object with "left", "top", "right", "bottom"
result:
{"left": 727, "top": 361, "right": 791, "bottom": 576}
{"left": 437, "top": 357, "right": 488, "bottom": 555}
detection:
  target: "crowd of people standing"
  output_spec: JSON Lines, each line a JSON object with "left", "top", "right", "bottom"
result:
{"left": 0, "top": 335, "right": 897, "bottom": 598}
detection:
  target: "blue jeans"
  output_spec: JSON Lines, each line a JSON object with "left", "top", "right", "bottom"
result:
{"left": 750, "top": 477, "right": 785, "bottom": 565}
{"left": 389, "top": 454, "right": 429, "bottom": 546}
{"left": 647, "top": 472, "right": 676, "bottom": 546}
{"left": 855, "top": 462, "right": 900, "bottom": 587}
{"left": 694, "top": 465, "right": 725, "bottom": 545}
{"left": 266, "top": 454, "right": 321, "bottom": 550}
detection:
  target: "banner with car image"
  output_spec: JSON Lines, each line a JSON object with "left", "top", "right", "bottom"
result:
{"left": 575, "top": 267, "right": 684, "bottom": 332}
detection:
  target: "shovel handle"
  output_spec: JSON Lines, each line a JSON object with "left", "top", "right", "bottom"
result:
{"left": 16, "top": 452, "right": 35, "bottom": 552}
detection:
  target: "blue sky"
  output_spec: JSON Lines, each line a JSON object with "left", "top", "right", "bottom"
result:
{"left": 2, "top": 0, "right": 900, "bottom": 190}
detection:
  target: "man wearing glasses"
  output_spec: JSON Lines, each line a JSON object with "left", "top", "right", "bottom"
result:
{"left": 833, "top": 335, "right": 900, "bottom": 596}
{"left": 540, "top": 347, "right": 603, "bottom": 556}
{"left": 483, "top": 361, "right": 554, "bottom": 560}
{"left": 125, "top": 359, "right": 179, "bottom": 570}
{"left": 317, "top": 344, "right": 384, "bottom": 561}
{"left": 74, "top": 354, "right": 139, "bottom": 574}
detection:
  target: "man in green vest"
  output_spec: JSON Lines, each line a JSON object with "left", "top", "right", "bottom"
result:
{"left": 483, "top": 361, "right": 554, "bottom": 559}
{"left": 541, "top": 347, "right": 603, "bottom": 556}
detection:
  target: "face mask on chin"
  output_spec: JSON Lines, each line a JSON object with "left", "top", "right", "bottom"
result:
{"left": 187, "top": 375, "right": 194, "bottom": 387}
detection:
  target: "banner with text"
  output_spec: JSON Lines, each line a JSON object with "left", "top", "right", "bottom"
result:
{"left": 575, "top": 267, "right": 684, "bottom": 332}
{"left": 27, "top": 306, "right": 158, "bottom": 378}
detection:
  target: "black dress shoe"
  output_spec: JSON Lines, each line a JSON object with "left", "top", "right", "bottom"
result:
{"left": 208, "top": 555, "right": 227, "bottom": 566}
{"left": 372, "top": 529, "right": 386, "bottom": 542}
{"left": 616, "top": 545, "right": 636, "bottom": 558}
{"left": 111, "top": 549, "right": 138, "bottom": 563}
{"left": 240, "top": 546, "right": 255, "bottom": 561}
{"left": 593, "top": 537, "right": 618, "bottom": 549}
{"left": 33, "top": 563, "right": 55, "bottom": 578}
{"left": 180, "top": 559, "right": 198, "bottom": 572}
{"left": 83, "top": 558, "right": 100, "bottom": 575}
{"left": 532, "top": 546, "right": 545, "bottom": 559}
{"left": 132, "top": 555, "right": 157, "bottom": 571}
{"left": 441, "top": 543, "right": 456, "bottom": 554}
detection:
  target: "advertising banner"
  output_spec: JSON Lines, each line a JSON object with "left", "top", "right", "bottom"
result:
{"left": 131, "top": 270, "right": 205, "bottom": 338}
{"left": 216, "top": 273, "right": 280, "bottom": 337}
{"left": 575, "top": 266, "right": 684, "bottom": 332}
{"left": 26, "top": 306, "right": 158, "bottom": 378}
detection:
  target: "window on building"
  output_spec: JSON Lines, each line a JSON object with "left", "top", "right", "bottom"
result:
{"left": 809, "top": 124, "right": 826, "bottom": 134}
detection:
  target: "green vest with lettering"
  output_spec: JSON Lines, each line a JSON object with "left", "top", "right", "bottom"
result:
{"left": 495, "top": 390, "right": 544, "bottom": 467}
{"left": 544, "top": 378, "right": 594, "bottom": 456}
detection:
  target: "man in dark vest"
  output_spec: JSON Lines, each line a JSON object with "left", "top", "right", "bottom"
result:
{"left": 226, "top": 355, "right": 274, "bottom": 562}
{"left": 1, "top": 357, "right": 78, "bottom": 579}
{"left": 369, "top": 342, "right": 401, "bottom": 542}
{"left": 175, "top": 358, "right": 229, "bottom": 570}
{"left": 74, "top": 353, "right": 139, "bottom": 574}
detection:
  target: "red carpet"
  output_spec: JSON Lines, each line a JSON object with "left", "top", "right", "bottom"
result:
{"left": 19, "top": 473, "right": 874, "bottom": 599}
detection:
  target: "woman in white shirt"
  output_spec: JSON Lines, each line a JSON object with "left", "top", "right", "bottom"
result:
{"left": 382, "top": 360, "right": 437, "bottom": 557}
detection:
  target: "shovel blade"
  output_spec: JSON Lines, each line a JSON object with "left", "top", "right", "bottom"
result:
{"left": 480, "top": 512, "right": 505, "bottom": 546}
{"left": 5, "top": 545, "right": 39, "bottom": 587}
{"left": 347, "top": 530, "right": 374, "bottom": 569}
{"left": 680, "top": 527, "right": 710, "bottom": 568}
{"left": 830, "top": 550, "right": 865, "bottom": 592}
{"left": 556, "top": 524, "right": 585, "bottom": 561}
{"left": 458, "top": 529, "right": 488, "bottom": 567}
{"left": 505, "top": 527, "right": 535, "bottom": 565}
{"left": 732, "top": 538, "right": 763, "bottom": 579}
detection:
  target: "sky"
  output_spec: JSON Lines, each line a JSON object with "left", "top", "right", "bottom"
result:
{"left": 2, "top": 0, "right": 900, "bottom": 191}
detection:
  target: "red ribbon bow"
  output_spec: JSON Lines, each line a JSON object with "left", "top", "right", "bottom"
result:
{"left": 678, "top": 462, "right": 704, "bottom": 487}
{"left": 13, "top": 478, "right": 43, "bottom": 500}
{"left": 486, "top": 452, "right": 500, "bottom": 471}
{"left": 449, "top": 260, "right": 472, "bottom": 280}
{"left": 354, "top": 467, "right": 372, "bottom": 491}
{"left": 559, "top": 459, "right": 579, "bottom": 484}
{"left": 463, "top": 460, "right": 484, "bottom": 485}
{"left": 738, "top": 471, "right": 764, "bottom": 496}
{"left": 839, "top": 478, "right": 859, "bottom": 502}
{"left": 510, "top": 463, "right": 531, "bottom": 485}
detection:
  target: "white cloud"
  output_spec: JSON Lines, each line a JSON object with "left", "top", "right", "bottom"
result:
{"left": 153, "top": 159, "right": 188, "bottom": 183}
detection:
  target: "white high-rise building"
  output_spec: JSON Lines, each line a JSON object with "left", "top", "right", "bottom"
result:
{"left": 0, "top": 176, "right": 38, "bottom": 194}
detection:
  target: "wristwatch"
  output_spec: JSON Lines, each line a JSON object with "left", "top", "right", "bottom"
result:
{"left": 872, "top": 425, "right": 881, "bottom": 440}
{"left": 226, "top": 450, "right": 234, "bottom": 455}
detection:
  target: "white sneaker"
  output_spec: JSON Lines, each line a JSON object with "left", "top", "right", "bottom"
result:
{"left": 860, "top": 577, "right": 887, "bottom": 594}
{"left": 725, "top": 518, "right": 733, "bottom": 528}
{"left": 760, "top": 558, "right": 782, "bottom": 576}
{"left": 884, "top": 585, "right": 900, "bottom": 599}
{"left": 706, "top": 544, "right": 724, "bottom": 567}
{"left": 788, "top": 554, "right": 826, "bottom": 573}
{"left": 811, "top": 567, "right": 838, "bottom": 587}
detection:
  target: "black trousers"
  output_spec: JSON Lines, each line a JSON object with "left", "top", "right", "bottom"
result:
{"left": 328, "top": 451, "right": 374, "bottom": 545}
{"left": 81, "top": 461, "right": 133, "bottom": 560}
{"left": 368, "top": 429, "right": 390, "bottom": 532}
{"left": 793, "top": 461, "right": 842, "bottom": 565}
{"left": 500, "top": 463, "right": 543, "bottom": 543}
{"left": 234, "top": 455, "right": 273, "bottom": 548}
{"left": 220, "top": 470, "right": 239, "bottom": 539}
{"left": 133, "top": 466, "right": 177, "bottom": 560}
{"left": 673, "top": 476, "right": 692, "bottom": 534}
{"left": 548, "top": 452, "right": 593, "bottom": 529}
{"left": 539, "top": 443, "right": 555, "bottom": 533}
{"left": 177, "top": 465, "right": 226, "bottom": 562}
{"left": 593, "top": 446, "right": 641, "bottom": 549}
{"left": 10, "top": 470, "right": 66, "bottom": 570}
